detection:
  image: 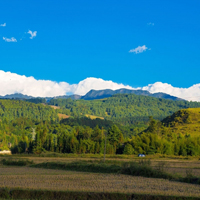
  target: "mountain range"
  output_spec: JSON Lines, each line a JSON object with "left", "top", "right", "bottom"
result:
{"left": 0, "top": 88, "right": 184, "bottom": 102}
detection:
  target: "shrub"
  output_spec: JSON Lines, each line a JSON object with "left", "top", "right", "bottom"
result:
{"left": 1, "top": 158, "right": 34, "bottom": 166}
{"left": 121, "top": 161, "right": 173, "bottom": 179}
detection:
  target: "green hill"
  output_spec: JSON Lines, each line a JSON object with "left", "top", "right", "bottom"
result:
{"left": 132, "top": 108, "right": 200, "bottom": 155}
{"left": 0, "top": 99, "right": 58, "bottom": 122}
{"left": 161, "top": 108, "right": 200, "bottom": 137}
{"left": 48, "top": 94, "right": 200, "bottom": 126}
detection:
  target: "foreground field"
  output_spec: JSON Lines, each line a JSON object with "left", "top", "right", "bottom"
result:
{"left": 2, "top": 155, "right": 200, "bottom": 177}
{"left": 0, "top": 167, "right": 200, "bottom": 198}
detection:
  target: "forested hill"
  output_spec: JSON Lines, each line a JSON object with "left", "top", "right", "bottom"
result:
{"left": 0, "top": 99, "right": 58, "bottom": 122}
{"left": 161, "top": 108, "right": 200, "bottom": 137}
{"left": 48, "top": 93, "right": 200, "bottom": 126}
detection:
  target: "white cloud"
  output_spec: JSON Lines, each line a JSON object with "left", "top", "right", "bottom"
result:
{"left": 129, "top": 45, "right": 149, "bottom": 54}
{"left": 3, "top": 37, "right": 17, "bottom": 42}
{"left": 27, "top": 30, "right": 37, "bottom": 39}
{"left": 141, "top": 82, "right": 200, "bottom": 102}
{"left": 73, "top": 78, "right": 133, "bottom": 95}
{"left": 0, "top": 23, "right": 6, "bottom": 27}
{"left": 0, "top": 71, "right": 133, "bottom": 97}
{"left": 147, "top": 22, "right": 154, "bottom": 26}
{"left": 0, "top": 70, "right": 200, "bottom": 101}
{"left": 0, "top": 70, "right": 72, "bottom": 97}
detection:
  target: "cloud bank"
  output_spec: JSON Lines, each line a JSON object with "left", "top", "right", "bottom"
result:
{"left": 0, "top": 70, "right": 200, "bottom": 101}
{"left": 27, "top": 30, "right": 37, "bottom": 39}
{"left": 3, "top": 37, "right": 17, "bottom": 42}
{"left": 129, "top": 45, "right": 149, "bottom": 54}
{"left": 0, "top": 71, "right": 132, "bottom": 97}
{"left": 142, "top": 82, "right": 200, "bottom": 102}
{"left": 73, "top": 78, "right": 133, "bottom": 95}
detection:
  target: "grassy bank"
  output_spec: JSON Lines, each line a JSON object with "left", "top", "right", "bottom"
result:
{"left": 0, "top": 188, "right": 200, "bottom": 200}
{"left": 30, "top": 160, "right": 200, "bottom": 185}
{"left": 1, "top": 152, "right": 199, "bottom": 160}
{"left": 30, "top": 160, "right": 174, "bottom": 180}
{"left": 0, "top": 158, "right": 34, "bottom": 166}
{"left": 1, "top": 157, "right": 200, "bottom": 185}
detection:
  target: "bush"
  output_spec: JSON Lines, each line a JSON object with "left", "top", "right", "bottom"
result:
{"left": 31, "top": 159, "right": 174, "bottom": 180}
{"left": 31, "top": 161, "right": 121, "bottom": 174}
{"left": 180, "top": 169, "right": 200, "bottom": 184}
{"left": 120, "top": 161, "right": 174, "bottom": 179}
{"left": 1, "top": 158, "right": 34, "bottom": 166}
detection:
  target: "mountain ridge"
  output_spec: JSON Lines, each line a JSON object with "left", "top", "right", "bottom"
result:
{"left": 81, "top": 88, "right": 184, "bottom": 101}
{"left": 0, "top": 88, "right": 185, "bottom": 102}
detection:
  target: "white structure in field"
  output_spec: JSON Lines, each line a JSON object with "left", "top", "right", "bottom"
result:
{"left": 0, "top": 150, "right": 11, "bottom": 155}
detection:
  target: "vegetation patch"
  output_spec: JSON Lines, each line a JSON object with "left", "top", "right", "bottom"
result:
{"left": 30, "top": 160, "right": 200, "bottom": 185}
{"left": 0, "top": 188, "right": 200, "bottom": 200}
{"left": 31, "top": 161, "right": 121, "bottom": 174}
{"left": 31, "top": 160, "right": 174, "bottom": 180}
{"left": 121, "top": 161, "right": 174, "bottom": 180}
{"left": 1, "top": 158, "right": 34, "bottom": 166}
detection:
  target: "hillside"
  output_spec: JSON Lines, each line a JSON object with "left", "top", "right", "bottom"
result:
{"left": 0, "top": 99, "right": 58, "bottom": 122}
{"left": 48, "top": 94, "right": 200, "bottom": 126}
{"left": 161, "top": 108, "right": 200, "bottom": 137}
{"left": 132, "top": 107, "right": 200, "bottom": 155}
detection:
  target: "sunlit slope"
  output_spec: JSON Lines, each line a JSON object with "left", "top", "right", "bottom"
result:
{"left": 162, "top": 108, "right": 200, "bottom": 137}
{"left": 85, "top": 114, "right": 104, "bottom": 120}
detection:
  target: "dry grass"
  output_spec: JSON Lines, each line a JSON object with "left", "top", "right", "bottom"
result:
{"left": 85, "top": 114, "right": 104, "bottom": 120}
{"left": 0, "top": 167, "right": 200, "bottom": 197}
{"left": 150, "top": 160, "right": 200, "bottom": 176}
{"left": 1, "top": 156, "right": 200, "bottom": 176}
{"left": 1, "top": 156, "right": 200, "bottom": 177}
{"left": 49, "top": 105, "right": 60, "bottom": 109}
{"left": 58, "top": 113, "right": 70, "bottom": 120}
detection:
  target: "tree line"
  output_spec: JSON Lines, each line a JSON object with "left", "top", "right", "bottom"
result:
{"left": 6, "top": 115, "right": 200, "bottom": 156}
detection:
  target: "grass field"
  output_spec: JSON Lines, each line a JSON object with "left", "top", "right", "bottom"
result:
{"left": 1, "top": 155, "right": 200, "bottom": 176}
{"left": 0, "top": 166, "right": 200, "bottom": 197}
{"left": 1, "top": 155, "right": 200, "bottom": 199}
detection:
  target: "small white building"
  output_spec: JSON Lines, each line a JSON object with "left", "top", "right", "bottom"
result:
{"left": 0, "top": 150, "right": 11, "bottom": 155}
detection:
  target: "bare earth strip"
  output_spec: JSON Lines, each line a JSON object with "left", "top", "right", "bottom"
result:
{"left": 0, "top": 167, "right": 200, "bottom": 197}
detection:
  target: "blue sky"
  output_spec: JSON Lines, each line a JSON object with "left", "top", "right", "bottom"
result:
{"left": 0, "top": 0, "right": 200, "bottom": 89}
